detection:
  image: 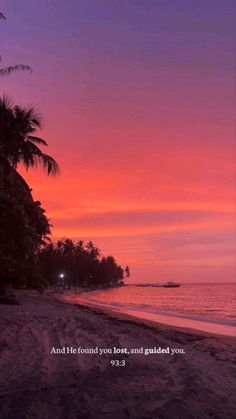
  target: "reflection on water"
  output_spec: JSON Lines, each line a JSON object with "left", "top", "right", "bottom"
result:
{"left": 64, "top": 283, "right": 236, "bottom": 336}
{"left": 86, "top": 283, "right": 235, "bottom": 320}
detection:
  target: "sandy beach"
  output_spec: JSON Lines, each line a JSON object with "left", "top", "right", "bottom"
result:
{"left": 0, "top": 292, "right": 236, "bottom": 419}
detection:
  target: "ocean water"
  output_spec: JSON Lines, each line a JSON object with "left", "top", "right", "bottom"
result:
{"left": 70, "top": 283, "right": 236, "bottom": 336}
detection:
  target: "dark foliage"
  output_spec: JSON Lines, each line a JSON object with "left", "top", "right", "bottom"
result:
{"left": 0, "top": 97, "right": 60, "bottom": 292}
{"left": 39, "top": 239, "right": 126, "bottom": 289}
{"left": 0, "top": 164, "right": 51, "bottom": 291}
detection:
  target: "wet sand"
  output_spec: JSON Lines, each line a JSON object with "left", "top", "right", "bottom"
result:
{"left": 62, "top": 291, "right": 236, "bottom": 337}
{"left": 0, "top": 292, "right": 236, "bottom": 419}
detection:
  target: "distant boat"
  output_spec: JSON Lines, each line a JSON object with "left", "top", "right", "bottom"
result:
{"left": 164, "top": 280, "right": 180, "bottom": 288}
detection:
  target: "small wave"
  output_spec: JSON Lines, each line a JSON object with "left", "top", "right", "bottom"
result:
{"left": 80, "top": 294, "right": 236, "bottom": 328}
{"left": 205, "top": 309, "right": 221, "bottom": 312}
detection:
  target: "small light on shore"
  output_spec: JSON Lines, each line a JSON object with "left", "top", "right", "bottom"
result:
{"left": 59, "top": 273, "right": 64, "bottom": 278}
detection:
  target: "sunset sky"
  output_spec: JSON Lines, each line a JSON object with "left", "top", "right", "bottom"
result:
{"left": 1, "top": 0, "right": 235, "bottom": 282}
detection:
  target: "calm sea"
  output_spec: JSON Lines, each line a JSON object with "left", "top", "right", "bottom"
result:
{"left": 69, "top": 283, "right": 236, "bottom": 336}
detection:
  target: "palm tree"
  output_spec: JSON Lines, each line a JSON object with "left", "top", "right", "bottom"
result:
{"left": 0, "top": 11, "right": 32, "bottom": 77}
{"left": 0, "top": 97, "right": 60, "bottom": 175}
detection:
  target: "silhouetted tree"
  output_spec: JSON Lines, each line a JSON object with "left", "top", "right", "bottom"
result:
{"left": 0, "top": 98, "right": 60, "bottom": 292}
{"left": 125, "top": 266, "right": 130, "bottom": 278}
{"left": 0, "top": 97, "right": 60, "bottom": 175}
{"left": 39, "top": 239, "right": 125, "bottom": 289}
{"left": 0, "top": 163, "right": 50, "bottom": 291}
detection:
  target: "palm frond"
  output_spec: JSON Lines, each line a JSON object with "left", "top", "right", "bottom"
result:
{"left": 40, "top": 153, "right": 60, "bottom": 176}
{"left": 27, "top": 136, "right": 48, "bottom": 146}
{"left": 20, "top": 143, "right": 60, "bottom": 176}
{"left": 0, "top": 95, "right": 60, "bottom": 176}
{"left": 0, "top": 64, "right": 33, "bottom": 77}
{"left": 25, "top": 108, "right": 42, "bottom": 129}
{"left": 0, "top": 12, "right": 6, "bottom": 20}
{"left": 0, "top": 95, "right": 12, "bottom": 110}
{"left": 14, "top": 106, "right": 42, "bottom": 131}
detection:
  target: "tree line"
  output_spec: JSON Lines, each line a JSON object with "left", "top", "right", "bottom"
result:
{"left": 40, "top": 239, "right": 130, "bottom": 289}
